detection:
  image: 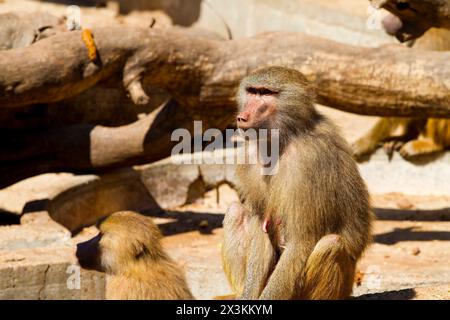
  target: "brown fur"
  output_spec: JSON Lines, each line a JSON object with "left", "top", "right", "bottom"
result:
{"left": 352, "top": 28, "right": 450, "bottom": 160}
{"left": 76, "top": 211, "right": 194, "bottom": 300}
{"left": 222, "top": 67, "right": 373, "bottom": 300}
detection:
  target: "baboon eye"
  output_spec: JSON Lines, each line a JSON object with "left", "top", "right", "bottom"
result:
{"left": 246, "top": 87, "right": 278, "bottom": 95}
{"left": 396, "top": 2, "right": 409, "bottom": 10}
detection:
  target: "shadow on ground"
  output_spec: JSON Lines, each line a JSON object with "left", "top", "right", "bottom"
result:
{"left": 0, "top": 210, "right": 20, "bottom": 226}
{"left": 375, "top": 207, "right": 450, "bottom": 221}
{"left": 374, "top": 227, "right": 450, "bottom": 245}
{"left": 355, "top": 288, "right": 416, "bottom": 300}
{"left": 143, "top": 209, "right": 224, "bottom": 236}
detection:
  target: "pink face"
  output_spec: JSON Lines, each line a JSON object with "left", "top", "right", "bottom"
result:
{"left": 237, "top": 87, "right": 278, "bottom": 130}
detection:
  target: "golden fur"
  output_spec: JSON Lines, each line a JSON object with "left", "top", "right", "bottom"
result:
{"left": 77, "top": 211, "right": 193, "bottom": 300}
{"left": 222, "top": 67, "right": 373, "bottom": 300}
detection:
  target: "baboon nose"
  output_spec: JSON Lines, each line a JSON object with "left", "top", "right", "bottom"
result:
{"left": 237, "top": 114, "right": 248, "bottom": 123}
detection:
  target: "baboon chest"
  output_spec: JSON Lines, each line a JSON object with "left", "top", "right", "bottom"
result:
{"left": 237, "top": 165, "right": 270, "bottom": 207}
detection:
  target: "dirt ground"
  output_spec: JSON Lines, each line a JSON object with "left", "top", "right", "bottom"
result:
{"left": 68, "top": 181, "right": 450, "bottom": 300}
{"left": 161, "top": 193, "right": 450, "bottom": 300}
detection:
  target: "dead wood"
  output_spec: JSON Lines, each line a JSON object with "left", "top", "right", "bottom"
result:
{"left": 2, "top": 24, "right": 450, "bottom": 187}
{"left": 1, "top": 26, "right": 450, "bottom": 117}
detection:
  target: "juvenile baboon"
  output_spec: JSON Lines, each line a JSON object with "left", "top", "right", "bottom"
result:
{"left": 352, "top": 27, "right": 450, "bottom": 160}
{"left": 222, "top": 67, "right": 373, "bottom": 300}
{"left": 76, "top": 211, "right": 194, "bottom": 300}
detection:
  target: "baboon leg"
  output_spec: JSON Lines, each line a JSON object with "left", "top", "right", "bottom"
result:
{"left": 222, "top": 202, "right": 251, "bottom": 296}
{"left": 382, "top": 140, "right": 405, "bottom": 160}
{"left": 399, "top": 138, "right": 444, "bottom": 159}
{"left": 222, "top": 202, "right": 276, "bottom": 299}
{"left": 301, "top": 234, "right": 355, "bottom": 300}
{"left": 425, "top": 118, "right": 450, "bottom": 149}
{"left": 351, "top": 118, "right": 399, "bottom": 159}
{"left": 240, "top": 220, "right": 277, "bottom": 299}
{"left": 351, "top": 118, "right": 415, "bottom": 160}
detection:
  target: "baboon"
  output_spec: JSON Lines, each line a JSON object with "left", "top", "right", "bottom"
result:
{"left": 352, "top": 26, "right": 450, "bottom": 160}
{"left": 222, "top": 67, "right": 373, "bottom": 300}
{"left": 76, "top": 211, "right": 194, "bottom": 300}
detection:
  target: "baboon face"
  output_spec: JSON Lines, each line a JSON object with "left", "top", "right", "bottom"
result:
{"left": 76, "top": 211, "right": 163, "bottom": 274}
{"left": 76, "top": 232, "right": 103, "bottom": 272}
{"left": 382, "top": 11, "right": 428, "bottom": 42}
{"left": 237, "top": 66, "right": 315, "bottom": 135}
{"left": 236, "top": 84, "right": 278, "bottom": 130}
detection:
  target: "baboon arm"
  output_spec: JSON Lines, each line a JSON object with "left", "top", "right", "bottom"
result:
{"left": 241, "top": 219, "right": 276, "bottom": 300}
{"left": 259, "top": 245, "right": 306, "bottom": 300}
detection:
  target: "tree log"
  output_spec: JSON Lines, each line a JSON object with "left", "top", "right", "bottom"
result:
{"left": 0, "top": 12, "right": 63, "bottom": 50}
{"left": 0, "top": 99, "right": 227, "bottom": 189}
{"left": 2, "top": 26, "right": 450, "bottom": 117}
{"left": 0, "top": 62, "right": 232, "bottom": 188}
{"left": 3, "top": 25, "right": 450, "bottom": 187}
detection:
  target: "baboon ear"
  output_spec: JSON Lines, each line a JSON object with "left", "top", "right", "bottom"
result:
{"left": 134, "top": 241, "right": 149, "bottom": 260}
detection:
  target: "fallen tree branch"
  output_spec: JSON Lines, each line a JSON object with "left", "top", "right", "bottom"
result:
{"left": 0, "top": 98, "right": 232, "bottom": 189}
{"left": 0, "top": 11, "right": 63, "bottom": 50}
{"left": 2, "top": 26, "right": 450, "bottom": 117}
{"left": 3, "top": 24, "right": 450, "bottom": 187}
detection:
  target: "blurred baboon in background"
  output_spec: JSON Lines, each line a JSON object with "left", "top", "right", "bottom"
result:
{"left": 352, "top": 27, "right": 450, "bottom": 160}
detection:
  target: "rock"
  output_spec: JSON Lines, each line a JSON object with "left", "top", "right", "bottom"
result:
{"left": 0, "top": 209, "right": 105, "bottom": 299}
{"left": 0, "top": 212, "right": 70, "bottom": 251}
{"left": 0, "top": 173, "right": 97, "bottom": 215}
{"left": 49, "top": 169, "right": 158, "bottom": 232}
{"left": 0, "top": 247, "right": 105, "bottom": 300}
{"left": 138, "top": 160, "right": 201, "bottom": 209}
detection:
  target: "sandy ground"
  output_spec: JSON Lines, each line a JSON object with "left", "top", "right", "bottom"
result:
{"left": 68, "top": 184, "right": 450, "bottom": 300}
{"left": 161, "top": 194, "right": 450, "bottom": 300}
